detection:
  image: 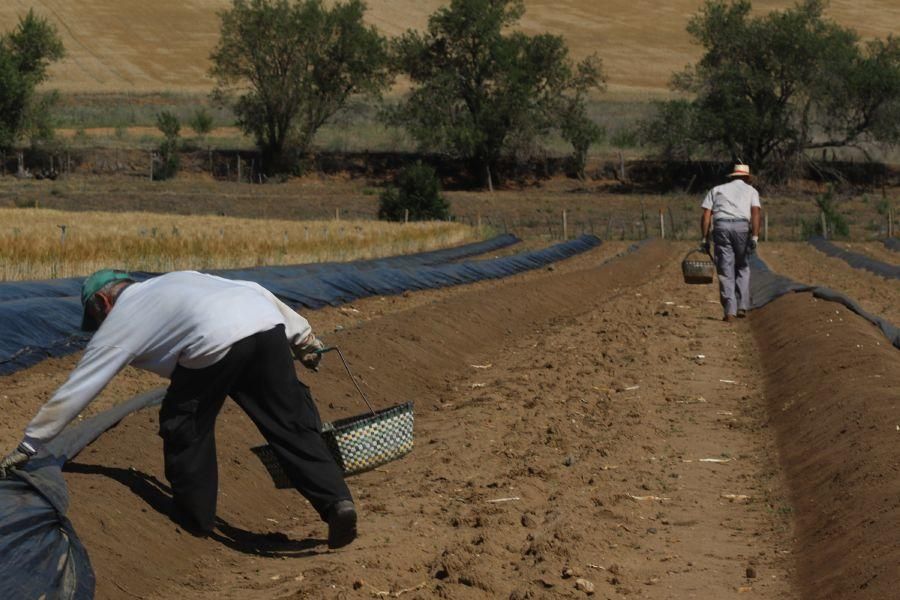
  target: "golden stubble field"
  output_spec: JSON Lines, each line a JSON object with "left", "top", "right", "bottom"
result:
{"left": 0, "top": 206, "right": 479, "bottom": 280}
{"left": 1, "top": 0, "right": 898, "bottom": 95}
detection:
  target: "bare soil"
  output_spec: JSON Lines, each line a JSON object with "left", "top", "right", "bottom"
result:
{"left": 2, "top": 240, "right": 898, "bottom": 599}
{"left": 762, "top": 242, "right": 900, "bottom": 324}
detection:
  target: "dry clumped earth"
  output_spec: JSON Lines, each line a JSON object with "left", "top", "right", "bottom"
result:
{"left": 0, "top": 240, "right": 898, "bottom": 599}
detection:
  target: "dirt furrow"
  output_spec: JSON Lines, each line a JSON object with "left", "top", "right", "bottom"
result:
{"left": 81, "top": 241, "right": 796, "bottom": 600}
{"left": 751, "top": 292, "right": 900, "bottom": 600}
{"left": 761, "top": 243, "right": 900, "bottom": 325}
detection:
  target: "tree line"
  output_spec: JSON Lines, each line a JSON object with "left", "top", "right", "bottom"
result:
{"left": 1, "top": 0, "right": 899, "bottom": 187}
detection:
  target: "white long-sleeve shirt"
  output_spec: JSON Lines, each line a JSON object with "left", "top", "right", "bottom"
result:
{"left": 22, "top": 271, "right": 312, "bottom": 450}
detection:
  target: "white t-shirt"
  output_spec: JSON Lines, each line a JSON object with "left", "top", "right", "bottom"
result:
{"left": 23, "top": 271, "right": 312, "bottom": 449}
{"left": 701, "top": 179, "right": 761, "bottom": 221}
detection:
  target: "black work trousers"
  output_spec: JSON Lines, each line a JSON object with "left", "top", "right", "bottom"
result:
{"left": 158, "top": 324, "right": 351, "bottom": 533}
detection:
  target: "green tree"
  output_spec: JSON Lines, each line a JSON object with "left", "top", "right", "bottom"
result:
{"left": 210, "top": 0, "right": 391, "bottom": 173}
{"left": 378, "top": 162, "right": 450, "bottom": 222}
{"left": 642, "top": 0, "right": 900, "bottom": 178}
{"left": 0, "top": 9, "right": 64, "bottom": 150}
{"left": 189, "top": 107, "right": 214, "bottom": 143}
{"left": 154, "top": 111, "right": 181, "bottom": 180}
{"left": 392, "top": 0, "right": 604, "bottom": 187}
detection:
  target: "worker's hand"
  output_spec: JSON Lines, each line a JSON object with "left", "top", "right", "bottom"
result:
{"left": 699, "top": 238, "right": 711, "bottom": 254}
{"left": 748, "top": 236, "right": 759, "bottom": 255}
{"left": 0, "top": 444, "right": 32, "bottom": 478}
{"left": 294, "top": 334, "right": 326, "bottom": 371}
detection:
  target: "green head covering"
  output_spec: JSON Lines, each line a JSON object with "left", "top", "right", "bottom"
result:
{"left": 80, "top": 269, "right": 133, "bottom": 331}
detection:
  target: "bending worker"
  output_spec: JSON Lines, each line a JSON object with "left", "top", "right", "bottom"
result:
{"left": 700, "top": 163, "right": 762, "bottom": 322}
{"left": 0, "top": 269, "right": 358, "bottom": 549}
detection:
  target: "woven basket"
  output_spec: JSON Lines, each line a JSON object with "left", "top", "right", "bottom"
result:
{"left": 681, "top": 248, "right": 715, "bottom": 284}
{"left": 322, "top": 401, "right": 414, "bottom": 475}
{"left": 252, "top": 401, "right": 414, "bottom": 488}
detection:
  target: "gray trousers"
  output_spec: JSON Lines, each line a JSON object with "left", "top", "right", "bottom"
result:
{"left": 712, "top": 220, "right": 751, "bottom": 316}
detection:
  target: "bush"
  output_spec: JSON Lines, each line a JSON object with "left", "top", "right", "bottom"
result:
{"left": 154, "top": 111, "right": 180, "bottom": 180}
{"left": 378, "top": 162, "right": 450, "bottom": 222}
{"left": 802, "top": 187, "right": 850, "bottom": 238}
{"left": 189, "top": 107, "right": 214, "bottom": 139}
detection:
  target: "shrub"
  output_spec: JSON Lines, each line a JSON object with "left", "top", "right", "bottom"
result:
{"left": 154, "top": 111, "right": 180, "bottom": 180}
{"left": 802, "top": 187, "right": 850, "bottom": 238}
{"left": 378, "top": 162, "right": 450, "bottom": 222}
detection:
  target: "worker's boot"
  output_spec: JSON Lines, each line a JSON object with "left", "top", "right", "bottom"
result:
{"left": 327, "top": 500, "right": 357, "bottom": 549}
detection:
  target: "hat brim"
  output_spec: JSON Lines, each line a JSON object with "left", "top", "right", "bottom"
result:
{"left": 728, "top": 171, "right": 751, "bottom": 178}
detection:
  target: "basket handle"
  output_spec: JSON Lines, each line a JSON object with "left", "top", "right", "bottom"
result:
{"left": 684, "top": 246, "right": 714, "bottom": 261}
{"left": 315, "top": 346, "right": 376, "bottom": 416}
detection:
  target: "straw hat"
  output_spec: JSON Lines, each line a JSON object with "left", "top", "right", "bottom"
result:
{"left": 728, "top": 163, "right": 751, "bottom": 178}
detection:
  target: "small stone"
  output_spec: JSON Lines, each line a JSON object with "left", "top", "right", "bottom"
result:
{"left": 746, "top": 567, "right": 757, "bottom": 579}
{"left": 352, "top": 580, "right": 364, "bottom": 590}
{"left": 521, "top": 514, "right": 537, "bottom": 528}
{"left": 562, "top": 567, "right": 575, "bottom": 579}
{"left": 575, "top": 578, "right": 595, "bottom": 594}
{"left": 563, "top": 456, "right": 576, "bottom": 467}
{"left": 333, "top": 325, "right": 344, "bottom": 331}
{"left": 646, "top": 527, "right": 657, "bottom": 534}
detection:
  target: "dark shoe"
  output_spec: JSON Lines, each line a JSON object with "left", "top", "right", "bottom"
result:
{"left": 723, "top": 314, "right": 735, "bottom": 323}
{"left": 736, "top": 309, "right": 747, "bottom": 318}
{"left": 327, "top": 500, "right": 357, "bottom": 549}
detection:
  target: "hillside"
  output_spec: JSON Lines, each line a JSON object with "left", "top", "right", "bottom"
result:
{"left": 1, "top": 0, "right": 898, "bottom": 95}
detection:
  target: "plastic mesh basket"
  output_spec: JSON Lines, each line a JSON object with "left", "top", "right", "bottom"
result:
{"left": 252, "top": 401, "right": 414, "bottom": 488}
{"left": 681, "top": 249, "right": 716, "bottom": 284}
{"left": 322, "top": 401, "right": 414, "bottom": 476}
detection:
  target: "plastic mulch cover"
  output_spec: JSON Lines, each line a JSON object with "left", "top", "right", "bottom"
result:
{"left": 0, "top": 388, "right": 165, "bottom": 600}
{"left": 0, "top": 234, "right": 524, "bottom": 375}
{"left": 750, "top": 254, "right": 900, "bottom": 349}
{"left": 809, "top": 236, "right": 899, "bottom": 279}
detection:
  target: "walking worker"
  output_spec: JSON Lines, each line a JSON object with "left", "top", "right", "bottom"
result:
{"left": 700, "top": 163, "right": 761, "bottom": 322}
{"left": 0, "top": 269, "right": 358, "bottom": 549}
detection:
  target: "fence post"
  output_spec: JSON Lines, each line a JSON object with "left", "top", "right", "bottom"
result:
{"left": 404, "top": 208, "right": 409, "bottom": 223}
{"left": 562, "top": 210, "right": 568, "bottom": 240}
{"left": 659, "top": 209, "right": 665, "bottom": 239}
{"left": 820, "top": 211, "right": 828, "bottom": 239}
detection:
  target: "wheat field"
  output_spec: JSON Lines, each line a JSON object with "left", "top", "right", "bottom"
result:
{"left": 1, "top": 1, "right": 897, "bottom": 95}
{"left": 0, "top": 208, "right": 481, "bottom": 280}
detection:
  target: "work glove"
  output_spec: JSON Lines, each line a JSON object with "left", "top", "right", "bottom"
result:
{"left": 748, "top": 236, "right": 759, "bottom": 255}
{"left": 0, "top": 444, "right": 33, "bottom": 478}
{"left": 294, "top": 334, "right": 326, "bottom": 371}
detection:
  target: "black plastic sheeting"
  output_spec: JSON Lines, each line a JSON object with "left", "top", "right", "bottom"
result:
{"left": 809, "top": 236, "right": 900, "bottom": 280}
{"left": 0, "top": 387, "right": 166, "bottom": 600}
{"left": 750, "top": 254, "right": 900, "bottom": 349}
{"left": 0, "top": 234, "right": 523, "bottom": 376}
{"left": 884, "top": 238, "right": 899, "bottom": 252}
